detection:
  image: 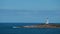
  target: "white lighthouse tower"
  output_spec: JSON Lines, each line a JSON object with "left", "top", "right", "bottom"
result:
{"left": 45, "top": 17, "right": 49, "bottom": 24}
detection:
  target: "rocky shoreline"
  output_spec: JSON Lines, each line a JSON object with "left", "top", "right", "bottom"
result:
{"left": 14, "top": 24, "right": 60, "bottom": 28}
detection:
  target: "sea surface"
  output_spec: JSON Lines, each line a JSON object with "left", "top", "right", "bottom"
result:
{"left": 0, "top": 23, "right": 60, "bottom": 34}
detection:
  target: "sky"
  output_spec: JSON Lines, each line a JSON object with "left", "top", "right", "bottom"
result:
{"left": 0, "top": 0, "right": 60, "bottom": 23}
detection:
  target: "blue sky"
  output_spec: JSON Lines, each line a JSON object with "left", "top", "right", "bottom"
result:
{"left": 0, "top": 0, "right": 60, "bottom": 23}
{"left": 0, "top": 0, "right": 60, "bottom": 10}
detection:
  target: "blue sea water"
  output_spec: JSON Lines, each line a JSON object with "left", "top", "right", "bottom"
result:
{"left": 0, "top": 23, "right": 60, "bottom": 34}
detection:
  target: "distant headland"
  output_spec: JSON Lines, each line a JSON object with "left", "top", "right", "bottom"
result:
{"left": 13, "top": 18, "right": 60, "bottom": 28}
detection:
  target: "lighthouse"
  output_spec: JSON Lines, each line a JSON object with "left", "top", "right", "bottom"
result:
{"left": 45, "top": 17, "right": 49, "bottom": 24}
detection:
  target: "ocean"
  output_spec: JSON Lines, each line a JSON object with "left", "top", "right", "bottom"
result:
{"left": 0, "top": 23, "right": 60, "bottom": 34}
